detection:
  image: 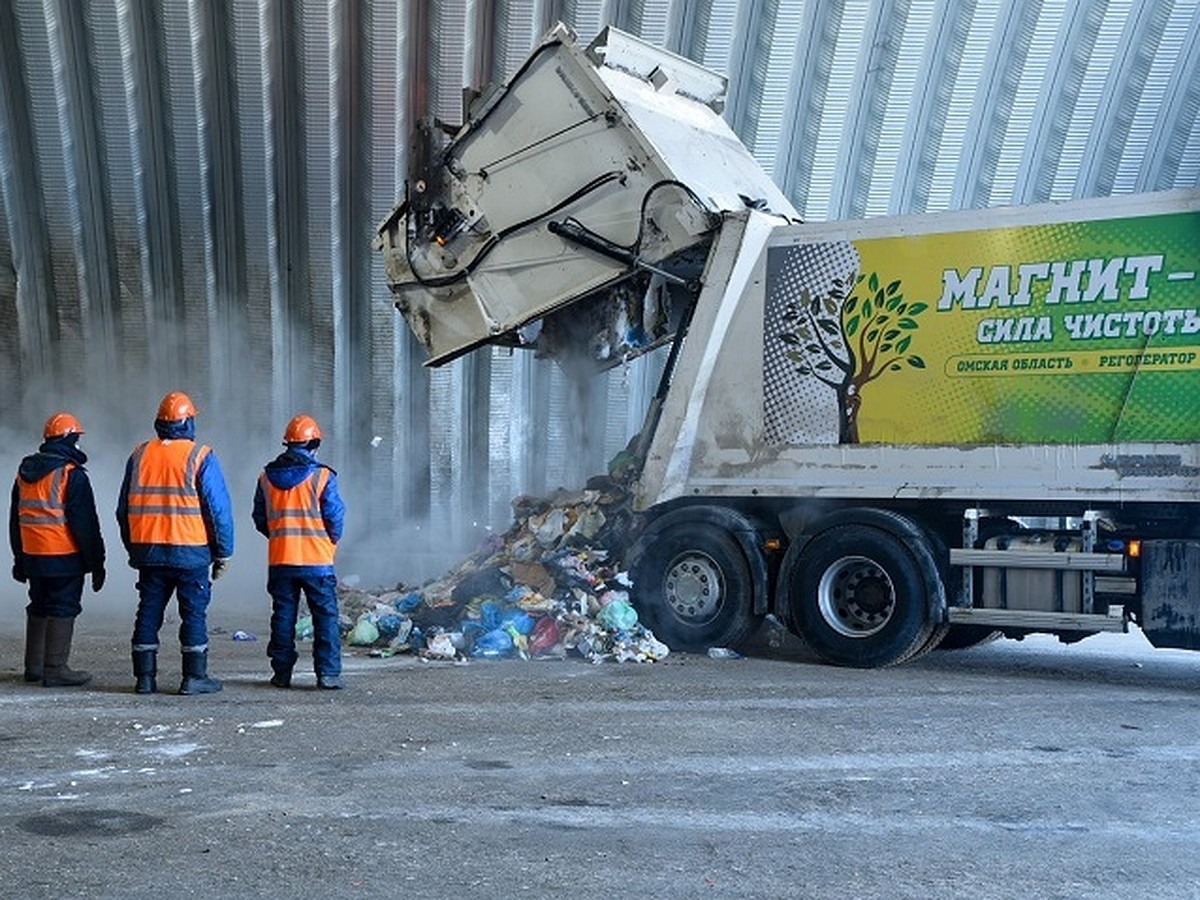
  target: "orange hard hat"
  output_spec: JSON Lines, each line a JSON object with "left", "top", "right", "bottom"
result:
{"left": 157, "top": 391, "right": 198, "bottom": 422}
{"left": 283, "top": 414, "right": 323, "bottom": 444}
{"left": 43, "top": 412, "right": 85, "bottom": 439}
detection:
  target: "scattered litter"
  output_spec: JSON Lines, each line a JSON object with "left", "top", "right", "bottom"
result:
{"left": 147, "top": 742, "right": 201, "bottom": 758}
{"left": 706, "top": 647, "right": 742, "bottom": 660}
{"left": 231, "top": 630, "right": 258, "bottom": 642}
{"left": 763, "top": 613, "right": 787, "bottom": 649}
{"left": 337, "top": 474, "right": 670, "bottom": 664}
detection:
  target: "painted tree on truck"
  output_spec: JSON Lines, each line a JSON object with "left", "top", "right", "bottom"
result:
{"left": 778, "top": 272, "right": 928, "bottom": 443}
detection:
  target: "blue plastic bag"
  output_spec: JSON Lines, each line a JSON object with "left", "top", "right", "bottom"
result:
{"left": 375, "top": 613, "right": 405, "bottom": 639}
{"left": 498, "top": 609, "right": 536, "bottom": 635}
{"left": 393, "top": 591, "right": 422, "bottom": 613}
{"left": 504, "top": 585, "right": 534, "bottom": 605}
{"left": 472, "top": 627, "right": 514, "bottom": 658}
{"left": 480, "top": 601, "right": 502, "bottom": 631}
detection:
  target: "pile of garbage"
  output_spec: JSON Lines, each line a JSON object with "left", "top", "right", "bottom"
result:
{"left": 331, "top": 475, "right": 670, "bottom": 663}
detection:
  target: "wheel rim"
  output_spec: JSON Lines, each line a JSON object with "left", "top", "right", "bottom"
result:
{"left": 817, "top": 555, "right": 896, "bottom": 638}
{"left": 663, "top": 551, "right": 724, "bottom": 625}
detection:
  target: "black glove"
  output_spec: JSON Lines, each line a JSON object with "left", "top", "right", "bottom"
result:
{"left": 211, "top": 558, "right": 230, "bottom": 581}
{"left": 91, "top": 568, "right": 106, "bottom": 592}
{"left": 12, "top": 563, "right": 26, "bottom": 584}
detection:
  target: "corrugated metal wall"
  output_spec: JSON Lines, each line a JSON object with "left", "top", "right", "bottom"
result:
{"left": 2, "top": 0, "right": 1199, "bottom": 576}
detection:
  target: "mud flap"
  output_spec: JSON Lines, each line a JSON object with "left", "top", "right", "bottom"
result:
{"left": 1141, "top": 540, "right": 1200, "bottom": 650}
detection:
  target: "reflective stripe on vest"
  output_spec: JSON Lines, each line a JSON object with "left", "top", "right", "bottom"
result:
{"left": 261, "top": 468, "right": 335, "bottom": 566}
{"left": 17, "top": 464, "right": 80, "bottom": 556}
{"left": 127, "top": 440, "right": 211, "bottom": 547}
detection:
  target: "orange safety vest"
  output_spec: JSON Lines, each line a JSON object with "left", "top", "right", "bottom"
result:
{"left": 260, "top": 468, "right": 336, "bottom": 567}
{"left": 17, "top": 464, "right": 81, "bottom": 556}
{"left": 126, "top": 440, "right": 211, "bottom": 547}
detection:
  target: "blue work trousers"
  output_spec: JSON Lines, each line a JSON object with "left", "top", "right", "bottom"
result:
{"left": 26, "top": 574, "right": 85, "bottom": 618}
{"left": 267, "top": 571, "right": 341, "bottom": 677}
{"left": 132, "top": 566, "right": 212, "bottom": 651}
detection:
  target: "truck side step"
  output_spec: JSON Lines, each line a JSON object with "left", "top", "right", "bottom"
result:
{"left": 947, "top": 608, "right": 1126, "bottom": 632}
{"left": 949, "top": 548, "right": 1126, "bottom": 571}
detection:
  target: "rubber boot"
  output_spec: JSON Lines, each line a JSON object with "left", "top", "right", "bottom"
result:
{"left": 24, "top": 614, "right": 47, "bottom": 683}
{"left": 270, "top": 668, "right": 292, "bottom": 688}
{"left": 179, "top": 649, "right": 222, "bottom": 695}
{"left": 42, "top": 616, "right": 92, "bottom": 687}
{"left": 132, "top": 648, "right": 158, "bottom": 694}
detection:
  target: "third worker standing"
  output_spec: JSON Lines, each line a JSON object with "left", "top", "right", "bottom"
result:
{"left": 252, "top": 414, "right": 345, "bottom": 690}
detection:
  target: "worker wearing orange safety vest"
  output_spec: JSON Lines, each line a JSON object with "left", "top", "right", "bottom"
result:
{"left": 116, "top": 392, "right": 234, "bottom": 695}
{"left": 9, "top": 413, "right": 106, "bottom": 687}
{"left": 252, "top": 414, "right": 346, "bottom": 689}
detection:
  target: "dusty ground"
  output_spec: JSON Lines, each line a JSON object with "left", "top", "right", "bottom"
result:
{"left": 2, "top": 588, "right": 1200, "bottom": 899}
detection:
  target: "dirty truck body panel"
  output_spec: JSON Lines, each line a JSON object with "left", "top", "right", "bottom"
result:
{"left": 641, "top": 192, "right": 1200, "bottom": 510}
{"left": 376, "top": 24, "right": 1200, "bottom": 665}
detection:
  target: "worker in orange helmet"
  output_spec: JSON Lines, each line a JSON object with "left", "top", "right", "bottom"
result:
{"left": 9, "top": 413, "right": 106, "bottom": 686}
{"left": 252, "top": 414, "right": 346, "bottom": 689}
{"left": 116, "top": 391, "right": 234, "bottom": 695}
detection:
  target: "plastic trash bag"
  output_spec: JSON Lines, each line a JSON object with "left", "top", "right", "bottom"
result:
{"left": 459, "top": 620, "right": 486, "bottom": 643}
{"left": 507, "top": 626, "right": 530, "bottom": 660}
{"left": 375, "top": 613, "right": 405, "bottom": 639}
{"left": 472, "top": 627, "right": 514, "bottom": 658}
{"left": 425, "top": 631, "right": 458, "bottom": 660}
{"left": 529, "top": 616, "right": 561, "bottom": 656}
{"left": 347, "top": 617, "right": 380, "bottom": 646}
{"left": 499, "top": 609, "right": 536, "bottom": 636}
{"left": 480, "top": 600, "right": 501, "bottom": 631}
{"left": 641, "top": 630, "right": 670, "bottom": 660}
{"left": 597, "top": 599, "right": 638, "bottom": 631}
{"left": 387, "top": 619, "right": 413, "bottom": 650}
{"left": 504, "top": 585, "right": 534, "bottom": 605}
{"left": 598, "top": 589, "right": 630, "bottom": 607}
{"left": 295, "top": 615, "right": 314, "bottom": 641}
{"left": 393, "top": 591, "right": 422, "bottom": 613}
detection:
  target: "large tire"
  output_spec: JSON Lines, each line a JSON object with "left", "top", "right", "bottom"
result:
{"left": 904, "top": 623, "right": 951, "bottom": 663}
{"left": 788, "top": 523, "right": 934, "bottom": 668}
{"left": 630, "top": 520, "right": 761, "bottom": 652}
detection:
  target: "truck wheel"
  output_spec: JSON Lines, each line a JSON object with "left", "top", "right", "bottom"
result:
{"left": 630, "top": 521, "right": 760, "bottom": 651}
{"left": 903, "top": 623, "right": 951, "bottom": 662}
{"left": 789, "top": 524, "right": 933, "bottom": 667}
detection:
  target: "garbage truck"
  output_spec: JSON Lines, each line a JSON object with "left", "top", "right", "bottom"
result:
{"left": 375, "top": 23, "right": 1200, "bottom": 667}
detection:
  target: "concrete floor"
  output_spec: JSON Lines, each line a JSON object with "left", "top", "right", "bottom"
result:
{"left": 3, "top": 588, "right": 1200, "bottom": 899}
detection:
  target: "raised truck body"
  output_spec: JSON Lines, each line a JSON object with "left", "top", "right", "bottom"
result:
{"left": 376, "top": 25, "right": 1200, "bottom": 666}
